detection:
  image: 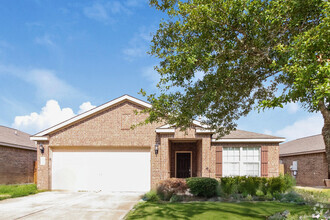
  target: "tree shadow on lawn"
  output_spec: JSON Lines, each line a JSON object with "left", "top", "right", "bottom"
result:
{"left": 127, "top": 201, "right": 310, "bottom": 220}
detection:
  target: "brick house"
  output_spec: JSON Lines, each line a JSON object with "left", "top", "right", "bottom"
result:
{"left": 31, "top": 95, "right": 285, "bottom": 192}
{"left": 0, "top": 126, "right": 37, "bottom": 184}
{"left": 280, "top": 134, "right": 328, "bottom": 187}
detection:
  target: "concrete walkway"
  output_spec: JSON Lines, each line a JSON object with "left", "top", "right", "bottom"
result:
{"left": 0, "top": 191, "right": 142, "bottom": 220}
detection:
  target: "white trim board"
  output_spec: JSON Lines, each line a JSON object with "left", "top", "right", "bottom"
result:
{"left": 0, "top": 142, "right": 37, "bottom": 151}
{"left": 212, "top": 138, "right": 286, "bottom": 143}
{"left": 31, "top": 95, "right": 151, "bottom": 138}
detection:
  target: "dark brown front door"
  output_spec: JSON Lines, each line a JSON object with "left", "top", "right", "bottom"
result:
{"left": 176, "top": 153, "right": 191, "bottom": 178}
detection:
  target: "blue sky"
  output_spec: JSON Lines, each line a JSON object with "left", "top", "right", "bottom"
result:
{"left": 0, "top": 0, "right": 323, "bottom": 140}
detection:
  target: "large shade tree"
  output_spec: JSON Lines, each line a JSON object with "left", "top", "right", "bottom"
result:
{"left": 140, "top": 0, "right": 330, "bottom": 177}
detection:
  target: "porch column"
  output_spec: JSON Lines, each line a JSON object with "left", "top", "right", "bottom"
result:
{"left": 201, "top": 136, "right": 212, "bottom": 177}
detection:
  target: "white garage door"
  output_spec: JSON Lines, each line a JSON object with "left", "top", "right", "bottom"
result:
{"left": 52, "top": 148, "right": 150, "bottom": 192}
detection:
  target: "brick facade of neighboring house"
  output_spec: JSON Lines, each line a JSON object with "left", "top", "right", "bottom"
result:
{"left": 0, "top": 126, "right": 36, "bottom": 184}
{"left": 31, "top": 95, "right": 284, "bottom": 191}
{"left": 280, "top": 135, "right": 328, "bottom": 187}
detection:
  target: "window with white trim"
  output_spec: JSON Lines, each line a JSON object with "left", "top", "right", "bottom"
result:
{"left": 223, "top": 147, "right": 260, "bottom": 177}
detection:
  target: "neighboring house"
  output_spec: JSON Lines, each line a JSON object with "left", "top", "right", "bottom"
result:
{"left": 0, "top": 126, "right": 37, "bottom": 184}
{"left": 31, "top": 95, "right": 285, "bottom": 192}
{"left": 280, "top": 134, "right": 328, "bottom": 187}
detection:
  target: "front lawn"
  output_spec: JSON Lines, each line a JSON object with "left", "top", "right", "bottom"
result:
{"left": 0, "top": 184, "right": 41, "bottom": 200}
{"left": 126, "top": 201, "right": 311, "bottom": 219}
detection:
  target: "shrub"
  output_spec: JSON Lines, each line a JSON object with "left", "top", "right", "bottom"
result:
{"left": 245, "top": 194, "right": 253, "bottom": 201}
{"left": 281, "top": 191, "right": 304, "bottom": 204}
{"left": 268, "top": 175, "right": 295, "bottom": 195}
{"left": 238, "top": 176, "right": 261, "bottom": 196}
{"left": 220, "top": 177, "right": 239, "bottom": 195}
{"left": 186, "top": 177, "right": 218, "bottom": 197}
{"left": 169, "top": 195, "right": 183, "bottom": 203}
{"left": 143, "top": 190, "right": 160, "bottom": 202}
{"left": 156, "top": 178, "right": 188, "bottom": 201}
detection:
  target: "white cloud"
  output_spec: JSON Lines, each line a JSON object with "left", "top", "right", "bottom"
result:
{"left": 78, "top": 101, "right": 96, "bottom": 114}
{"left": 142, "top": 65, "right": 160, "bottom": 88}
{"left": 0, "top": 64, "right": 82, "bottom": 100}
{"left": 83, "top": 3, "right": 112, "bottom": 23}
{"left": 123, "top": 26, "right": 155, "bottom": 60}
{"left": 83, "top": 1, "right": 134, "bottom": 24}
{"left": 35, "top": 34, "right": 56, "bottom": 48}
{"left": 13, "top": 100, "right": 95, "bottom": 134}
{"left": 269, "top": 114, "right": 323, "bottom": 141}
{"left": 286, "top": 102, "right": 299, "bottom": 114}
{"left": 13, "top": 100, "right": 75, "bottom": 134}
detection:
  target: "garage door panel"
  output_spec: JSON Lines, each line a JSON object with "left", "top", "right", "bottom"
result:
{"left": 52, "top": 149, "right": 150, "bottom": 192}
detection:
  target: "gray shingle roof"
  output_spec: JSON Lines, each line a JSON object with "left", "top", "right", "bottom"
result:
{"left": 212, "top": 129, "right": 284, "bottom": 139}
{"left": 280, "top": 134, "right": 325, "bottom": 156}
{"left": 0, "top": 126, "right": 35, "bottom": 149}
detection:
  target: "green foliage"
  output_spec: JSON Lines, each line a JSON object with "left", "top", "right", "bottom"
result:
{"left": 143, "top": 190, "right": 160, "bottom": 202}
{"left": 245, "top": 194, "right": 253, "bottom": 201}
{"left": 281, "top": 191, "right": 304, "bottom": 204}
{"left": 293, "top": 187, "right": 330, "bottom": 204}
{"left": 268, "top": 175, "right": 296, "bottom": 195}
{"left": 0, "top": 184, "right": 40, "bottom": 200}
{"left": 186, "top": 177, "right": 218, "bottom": 197}
{"left": 141, "top": 0, "right": 329, "bottom": 141}
{"left": 220, "top": 175, "right": 295, "bottom": 198}
{"left": 169, "top": 194, "right": 183, "bottom": 203}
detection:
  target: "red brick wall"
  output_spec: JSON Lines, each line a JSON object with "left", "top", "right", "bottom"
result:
{"left": 280, "top": 153, "right": 328, "bottom": 186}
{"left": 0, "top": 146, "right": 36, "bottom": 184}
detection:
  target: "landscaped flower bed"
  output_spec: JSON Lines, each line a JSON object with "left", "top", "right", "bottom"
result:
{"left": 138, "top": 176, "right": 330, "bottom": 219}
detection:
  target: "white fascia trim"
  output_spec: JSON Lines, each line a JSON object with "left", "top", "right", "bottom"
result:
{"left": 157, "top": 120, "right": 209, "bottom": 130}
{"left": 157, "top": 124, "right": 174, "bottom": 129}
{"left": 192, "top": 120, "right": 209, "bottom": 128}
{"left": 196, "top": 129, "right": 215, "bottom": 133}
{"left": 34, "top": 95, "right": 151, "bottom": 137}
{"left": 155, "top": 128, "right": 175, "bottom": 133}
{"left": 0, "top": 142, "right": 37, "bottom": 151}
{"left": 212, "top": 138, "right": 286, "bottom": 143}
{"left": 30, "top": 136, "right": 49, "bottom": 141}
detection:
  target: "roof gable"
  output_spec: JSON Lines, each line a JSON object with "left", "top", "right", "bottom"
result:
{"left": 31, "top": 95, "right": 151, "bottom": 139}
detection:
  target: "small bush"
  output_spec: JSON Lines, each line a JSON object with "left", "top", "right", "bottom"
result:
{"left": 169, "top": 195, "right": 183, "bottom": 203}
{"left": 220, "top": 177, "right": 239, "bottom": 195}
{"left": 186, "top": 177, "right": 218, "bottom": 197}
{"left": 256, "top": 189, "right": 264, "bottom": 197}
{"left": 245, "top": 194, "right": 253, "bottom": 201}
{"left": 265, "top": 192, "right": 274, "bottom": 200}
{"left": 156, "top": 178, "right": 188, "bottom": 201}
{"left": 143, "top": 190, "right": 160, "bottom": 202}
{"left": 281, "top": 191, "right": 304, "bottom": 204}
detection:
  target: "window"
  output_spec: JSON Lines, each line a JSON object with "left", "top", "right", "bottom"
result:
{"left": 223, "top": 147, "right": 260, "bottom": 177}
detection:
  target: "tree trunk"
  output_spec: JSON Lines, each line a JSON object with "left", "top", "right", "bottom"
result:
{"left": 319, "top": 100, "right": 330, "bottom": 179}
{"left": 323, "top": 121, "right": 330, "bottom": 179}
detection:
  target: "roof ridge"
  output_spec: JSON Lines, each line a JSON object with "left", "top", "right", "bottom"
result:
{"left": 235, "top": 129, "right": 285, "bottom": 139}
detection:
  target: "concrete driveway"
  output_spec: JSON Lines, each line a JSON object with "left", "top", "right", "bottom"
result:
{"left": 0, "top": 191, "right": 142, "bottom": 220}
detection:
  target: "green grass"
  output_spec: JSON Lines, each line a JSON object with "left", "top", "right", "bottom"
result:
{"left": 125, "top": 201, "right": 311, "bottom": 220}
{"left": 294, "top": 187, "right": 330, "bottom": 204}
{"left": 0, "top": 184, "right": 41, "bottom": 200}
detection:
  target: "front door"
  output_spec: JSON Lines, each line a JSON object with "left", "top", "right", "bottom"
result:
{"left": 176, "top": 152, "right": 191, "bottom": 178}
